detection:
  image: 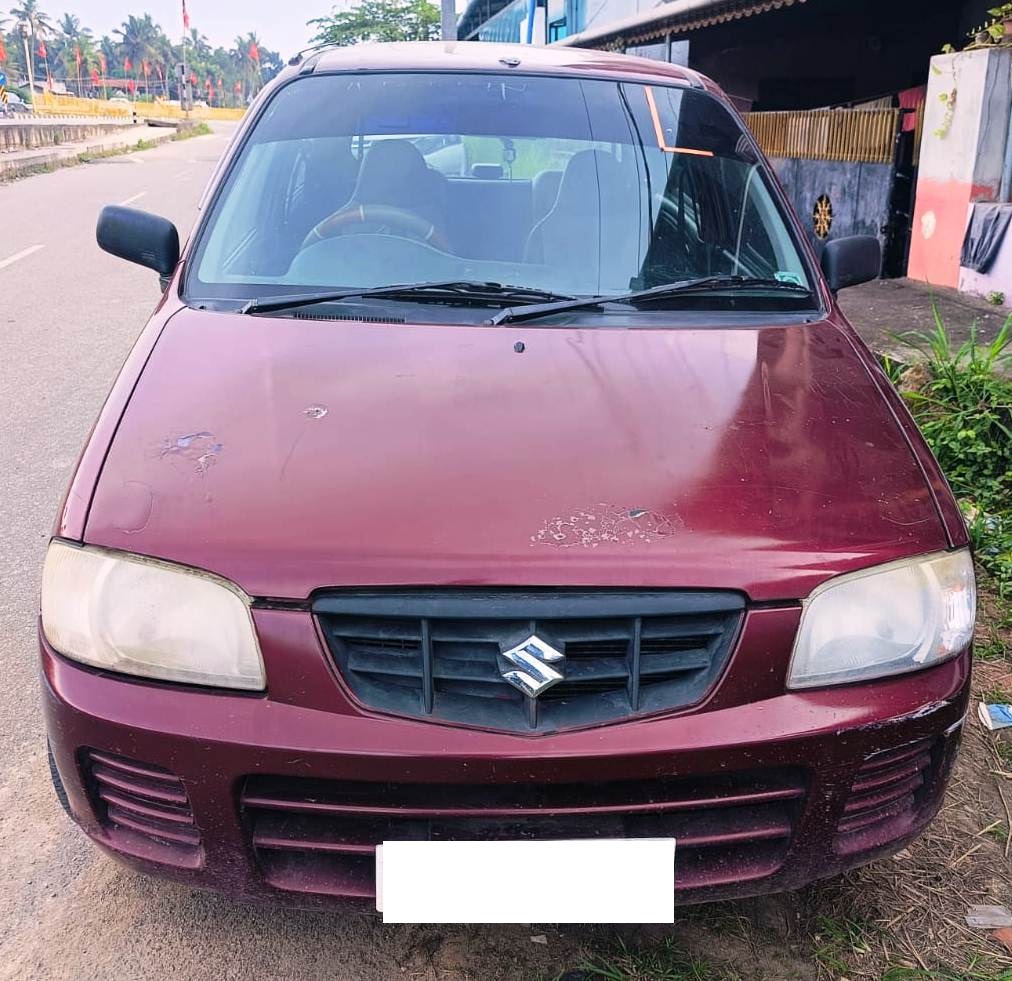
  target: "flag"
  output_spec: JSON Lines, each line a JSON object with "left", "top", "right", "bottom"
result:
{"left": 142, "top": 60, "right": 149, "bottom": 77}
{"left": 234, "top": 80, "right": 241, "bottom": 92}
{"left": 127, "top": 78, "right": 136, "bottom": 93}
{"left": 182, "top": 0, "right": 190, "bottom": 30}
{"left": 90, "top": 67, "right": 100, "bottom": 86}
{"left": 99, "top": 53, "right": 107, "bottom": 73}
{"left": 189, "top": 72, "right": 197, "bottom": 86}
{"left": 0, "top": 37, "right": 7, "bottom": 63}
{"left": 38, "top": 41, "right": 47, "bottom": 59}
{"left": 124, "top": 56, "right": 132, "bottom": 72}
{"left": 248, "top": 41, "right": 260, "bottom": 62}
{"left": 75, "top": 46, "right": 82, "bottom": 68}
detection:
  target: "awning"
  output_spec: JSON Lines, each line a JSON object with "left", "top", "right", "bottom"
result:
{"left": 556, "top": 0, "right": 807, "bottom": 50}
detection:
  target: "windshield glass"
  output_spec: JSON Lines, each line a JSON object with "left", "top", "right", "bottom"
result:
{"left": 190, "top": 71, "right": 812, "bottom": 308}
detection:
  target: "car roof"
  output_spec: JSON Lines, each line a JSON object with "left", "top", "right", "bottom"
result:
{"left": 307, "top": 41, "right": 715, "bottom": 92}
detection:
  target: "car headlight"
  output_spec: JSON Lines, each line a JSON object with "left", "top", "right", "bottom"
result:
{"left": 41, "top": 540, "right": 265, "bottom": 690}
{"left": 788, "top": 549, "right": 975, "bottom": 689}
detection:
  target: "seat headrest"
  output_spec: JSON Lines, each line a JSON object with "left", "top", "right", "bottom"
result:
{"left": 554, "top": 150, "right": 631, "bottom": 212}
{"left": 354, "top": 140, "right": 432, "bottom": 205}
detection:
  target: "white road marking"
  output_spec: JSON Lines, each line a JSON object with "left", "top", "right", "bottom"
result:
{"left": 0, "top": 244, "right": 45, "bottom": 271}
{"left": 118, "top": 191, "right": 147, "bottom": 206}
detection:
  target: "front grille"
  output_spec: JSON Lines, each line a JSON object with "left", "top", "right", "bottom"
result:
{"left": 241, "top": 768, "right": 804, "bottom": 900}
{"left": 82, "top": 749, "right": 201, "bottom": 865}
{"left": 315, "top": 590, "right": 743, "bottom": 732}
{"left": 834, "top": 737, "right": 937, "bottom": 854}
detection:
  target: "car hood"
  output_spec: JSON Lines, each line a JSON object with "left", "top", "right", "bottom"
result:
{"left": 84, "top": 309, "right": 947, "bottom": 601}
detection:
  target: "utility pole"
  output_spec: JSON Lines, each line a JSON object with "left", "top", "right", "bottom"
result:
{"left": 17, "top": 21, "right": 34, "bottom": 111}
{"left": 441, "top": 0, "right": 456, "bottom": 42}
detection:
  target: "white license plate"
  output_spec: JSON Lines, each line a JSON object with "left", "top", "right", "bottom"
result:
{"left": 376, "top": 838, "right": 675, "bottom": 923}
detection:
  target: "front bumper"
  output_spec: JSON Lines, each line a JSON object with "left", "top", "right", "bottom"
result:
{"left": 42, "top": 607, "right": 971, "bottom": 910}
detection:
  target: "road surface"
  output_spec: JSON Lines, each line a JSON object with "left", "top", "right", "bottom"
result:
{"left": 0, "top": 124, "right": 589, "bottom": 981}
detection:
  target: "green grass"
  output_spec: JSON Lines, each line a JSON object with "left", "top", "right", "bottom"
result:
{"left": 976, "top": 635, "right": 1010, "bottom": 661}
{"left": 882, "top": 966, "right": 1012, "bottom": 981}
{"left": 563, "top": 938, "right": 740, "bottom": 981}
{"left": 172, "top": 121, "right": 212, "bottom": 141}
{"left": 811, "top": 915, "right": 877, "bottom": 975}
{"left": 891, "top": 307, "right": 1012, "bottom": 599}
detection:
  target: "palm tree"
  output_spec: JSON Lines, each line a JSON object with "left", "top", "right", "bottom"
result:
{"left": 10, "top": 0, "right": 54, "bottom": 89}
{"left": 114, "top": 13, "right": 162, "bottom": 96}
{"left": 55, "top": 12, "right": 93, "bottom": 94}
{"left": 10, "top": 0, "right": 53, "bottom": 37}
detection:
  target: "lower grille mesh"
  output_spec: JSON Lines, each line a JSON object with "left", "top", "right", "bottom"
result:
{"left": 83, "top": 749, "right": 202, "bottom": 865}
{"left": 241, "top": 769, "right": 805, "bottom": 900}
{"left": 834, "top": 737, "right": 937, "bottom": 854}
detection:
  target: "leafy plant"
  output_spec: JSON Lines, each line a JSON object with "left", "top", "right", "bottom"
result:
{"left": 308, "top": 0, "right": 440, "bottom": 46}
{"left": 893, "top": 308, "right": 1012, "bottom": 595}
{"left": 987, "top": 290, "right": 1006, "bottom": 305}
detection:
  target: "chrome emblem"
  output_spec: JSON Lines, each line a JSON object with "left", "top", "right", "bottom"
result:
{"left": 499, "top": 635, "right": 565, "bottom": 698}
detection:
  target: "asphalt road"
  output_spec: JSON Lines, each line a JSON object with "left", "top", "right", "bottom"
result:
{"left": 0, "top": 123, "right": 588, "bottom": 981}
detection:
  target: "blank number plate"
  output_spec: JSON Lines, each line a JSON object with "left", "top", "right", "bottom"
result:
{"left": 376, "top": 838, "right": 676, "bottom": 923}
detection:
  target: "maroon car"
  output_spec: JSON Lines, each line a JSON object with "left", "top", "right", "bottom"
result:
{"left": 41, "top": 42, "right": 975, "bottom": 913}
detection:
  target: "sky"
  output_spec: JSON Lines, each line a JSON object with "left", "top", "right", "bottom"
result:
{"left": 50, "top": 1, "right": 342, "bottom": 59}
{"left": 46, "top": 0, "right": 471, "bottom": 57}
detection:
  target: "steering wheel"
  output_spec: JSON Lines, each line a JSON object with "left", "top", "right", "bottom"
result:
{"left": 303, "top": 204, "right": 451, "bottom": 252}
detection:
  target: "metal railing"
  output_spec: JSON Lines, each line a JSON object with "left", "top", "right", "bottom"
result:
{"left": 744, "top": 108, "right": 900, "bottom": 165}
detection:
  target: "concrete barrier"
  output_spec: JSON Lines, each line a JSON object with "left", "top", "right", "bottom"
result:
{"left": 0, "top": 122, "right": 178, "bottom": 179}
{"left": 0, "top": 119, "right": 136, "bottom": 154}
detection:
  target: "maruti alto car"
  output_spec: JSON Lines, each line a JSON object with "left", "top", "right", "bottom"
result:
{"left": 41, "top": 42, "right": 976, "bottom": 911}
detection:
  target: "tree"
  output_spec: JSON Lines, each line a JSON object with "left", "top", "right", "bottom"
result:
{"left": 9, "top": 0, "right": 54, "bottom": 85}
{"left": 54, "top": 13, "right": 94, "bottom": 94}
{"left": 10, "top": 0, "right": 53, "bottom": 37}
{"left": 308, "top": 0, "right": 440, "bottom": 46}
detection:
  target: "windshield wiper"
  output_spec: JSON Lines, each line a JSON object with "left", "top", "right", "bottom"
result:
{"left": 239, "top": 281, "right": 576, "bottom": 315}
{"left": 486, "top": 276, "right": 814, "bottom": 326}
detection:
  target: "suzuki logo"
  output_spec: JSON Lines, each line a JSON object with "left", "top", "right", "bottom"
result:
{"left": 499, "top": 635, "right": 566, "bottom": 698}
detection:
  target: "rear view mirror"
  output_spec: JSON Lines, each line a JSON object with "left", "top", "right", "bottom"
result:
{"left": 96, "top": 206, "right": 180, "bottom": 277}
{"left": 820, "top": 235, "right": 881, "bottom": 292}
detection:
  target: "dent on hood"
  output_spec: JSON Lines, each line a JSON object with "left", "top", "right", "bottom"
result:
{"left": 156, "top": 431, "right": 223, "bottom": 476}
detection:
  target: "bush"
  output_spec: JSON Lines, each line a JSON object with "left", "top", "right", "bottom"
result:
{"left": 894, "top": 308, "right": 1012, "bottom": 595}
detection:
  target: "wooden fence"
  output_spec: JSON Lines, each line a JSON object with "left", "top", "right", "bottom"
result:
{"left": 743, "top": 108, "right": 899, "bottom": 165}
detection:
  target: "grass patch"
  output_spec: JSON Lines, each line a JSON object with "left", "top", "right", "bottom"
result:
{"left": 172, "top": 121, "right": 212, "bottom": 141}
{"left": 882, "top": 967, "right": 1012, "bottom": 981}
{"left": 811, "top": 914, "right": 877, "bottom": 974}
{"left": 891, "top": 308, "right": 1012, "bottom": 599}
{"left": 564, "top": 937, "right": 740, "bottom": 981}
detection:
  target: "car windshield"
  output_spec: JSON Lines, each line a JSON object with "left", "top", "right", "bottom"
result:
{"left": 189, "top": 71, "right": 813, "bottom": 311}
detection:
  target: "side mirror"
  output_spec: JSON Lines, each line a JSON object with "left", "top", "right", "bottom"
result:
{"left": 820, "top": 235, "right": 881, "bottom": 292}
{"left": 96, "top": 206, "right": 180, "bottom": 277}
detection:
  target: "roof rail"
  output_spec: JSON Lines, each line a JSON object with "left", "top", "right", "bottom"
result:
{"left": 287, "top": 42, "right": 338, "bottom": 68}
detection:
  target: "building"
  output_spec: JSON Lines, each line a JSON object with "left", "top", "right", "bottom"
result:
{"left": 459, "top": 0, "right": 987, "bottom": 113}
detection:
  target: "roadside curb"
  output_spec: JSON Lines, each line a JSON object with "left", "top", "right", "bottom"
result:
{"left": 0, "top": 125, "right": 178, "bottom": 182}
